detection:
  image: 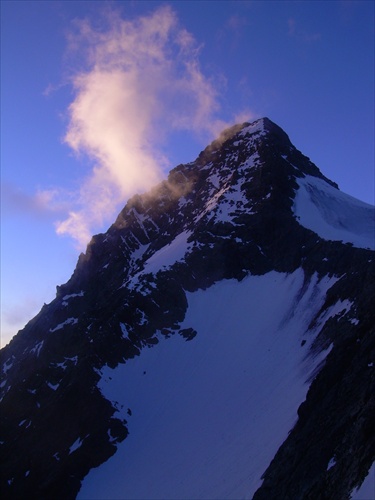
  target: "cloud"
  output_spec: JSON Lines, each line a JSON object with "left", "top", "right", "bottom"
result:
{"left": 287, "top": 18, "right": 321, "bottom": 43}
{"left": 1, "top": 182, "right": 66, "bottom": 219}
{"left": 55, "top": 5, "right": 232, "bottom": 248}
{"left": 215, "top": 12, "right": 249, "bottom": 50}
{"left": 227, "top": 14, "right": 249, "bottom": 32}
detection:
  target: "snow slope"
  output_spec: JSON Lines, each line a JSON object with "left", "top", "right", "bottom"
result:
{"left": 293, "top": 175, "right": 375, "bottom": 250}
{"left": 79, "top": 269, "right": 344, "bottom": 500}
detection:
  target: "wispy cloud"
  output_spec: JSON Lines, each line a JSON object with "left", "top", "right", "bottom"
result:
{"left": 227, "top": 14, "right": 249, "bottom": 32}
{"left": 1, "top": 182, "right": 66, "bottom": 219}
{"left": 216, "top": 12, "right": 250, "bottom": 50}
{"left": 288, "top": 18, "right": 321, "bottom": 43}
{"left": 52, "top": 5, "right": 231, "bottom": 248}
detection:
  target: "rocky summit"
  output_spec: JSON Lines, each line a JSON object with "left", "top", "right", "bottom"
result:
{"left": 1, "top": 118, "right": 374, "bottom": 500}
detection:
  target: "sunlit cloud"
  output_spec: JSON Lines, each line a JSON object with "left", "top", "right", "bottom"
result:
{"left": 233, "top": 109, "right": 257, "bottom": 125}
{"left": 54, "top": 4, "right": 235, "bottom": 248}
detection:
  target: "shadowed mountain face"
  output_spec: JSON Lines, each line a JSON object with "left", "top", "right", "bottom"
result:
{"left": 1, "top": 118, "right": 374, "bottom": 500}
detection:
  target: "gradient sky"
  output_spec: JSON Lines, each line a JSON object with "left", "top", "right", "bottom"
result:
{"left": 1, "top": 0, "right": 374, "bottom": 346}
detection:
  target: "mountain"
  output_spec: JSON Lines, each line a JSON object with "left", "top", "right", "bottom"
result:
{"left": 1, "top": 117, "right": 374, "bottom": 500}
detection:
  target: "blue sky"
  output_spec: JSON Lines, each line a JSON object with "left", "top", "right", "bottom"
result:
{"left": 1, "top": 0, "right": 374, "bottom": 346}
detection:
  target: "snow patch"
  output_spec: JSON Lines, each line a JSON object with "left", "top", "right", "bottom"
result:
{"left": 52, "top": 356, "right": 78, "bottom": 370}
{"left": 108, "top": 429, "right": 118, "bottom": 444}
{"left": 207, "top": 172, "right": 221, "bottom": 189}
{"left": 130, "top": 243, "right": 150, "bottom": 266}
{"left": 239, "top": 119, "right": 266, "bottom": 137}
{"left": 129, "top": 231, "right": 192, "bottom": 284}
{"left": 69, "top": 437, "right": 83, "bottom": 454}
{"left": 30, "top": 340, "right": 44, "bottom": 357}
{"left": 62, "top": 291, "right": 84, "bottom": 301}
{"left": 312, "top": 299, "right": 354, "bottom": 333}
{"left": 49, "top": 317, "right": 78, "bottom": 333}
{"left": 120, "top": 323, "right": 129, "bottom": 339}
{"left": 47, "top": 382, "right": 59, "bottom": 391}
{"left": 2, "top": 358, "right": 14, "bottom": 374}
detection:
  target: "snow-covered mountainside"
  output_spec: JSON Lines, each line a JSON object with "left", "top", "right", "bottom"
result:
{"left": 79, "top": 270, "right": 339, "bottom": 500}
{"left": 1, "top": 118, "right": 374, "bottom": 500}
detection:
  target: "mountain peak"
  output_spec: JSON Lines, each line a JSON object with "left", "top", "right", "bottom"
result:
{"left": 240, "top": 115, "right": 281, "bottom": 134}
{"left": 1, "top": 117, "right": 374, "bottom": 500}
{"left": 218, "top": 116, "right": 288, "bottom": 142}
{"left": 196, "top": 117, "right": 336, "bottom": 189}
{"left": 200, "top": 116, "right": 277, "bottom": 155}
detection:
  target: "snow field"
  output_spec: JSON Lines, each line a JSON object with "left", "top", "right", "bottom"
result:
{"left": 79, "top": 268, "right": 340, "bottom": 499}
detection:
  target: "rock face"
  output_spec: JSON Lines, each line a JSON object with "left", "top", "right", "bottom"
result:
{"left": 1, "top": 118, "right": 374, "bottom": 499}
